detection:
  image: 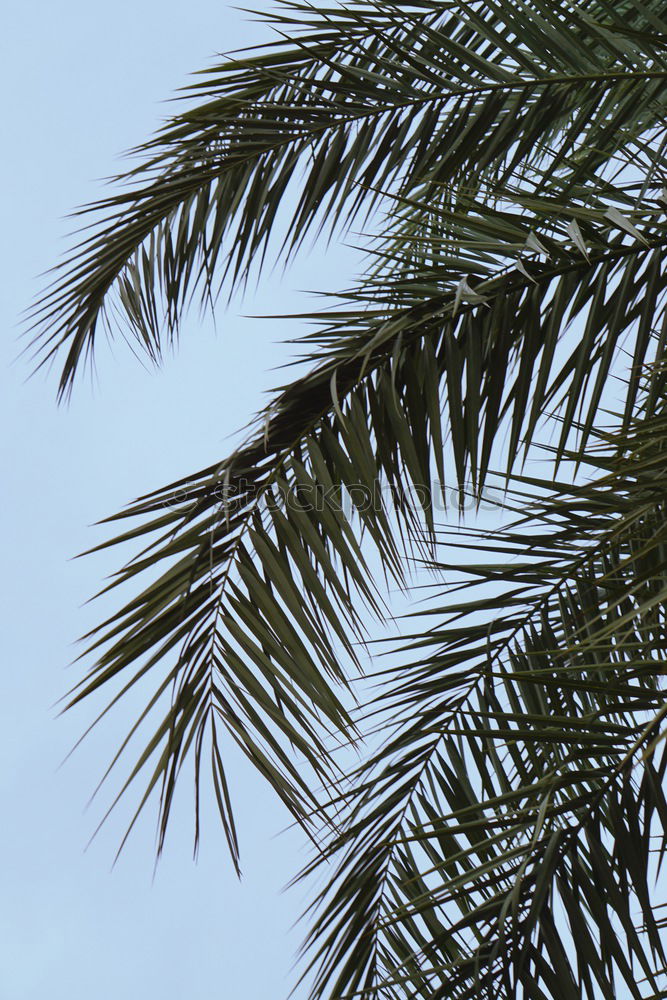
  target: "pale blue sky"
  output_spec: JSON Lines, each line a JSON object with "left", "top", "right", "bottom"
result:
{"left": 1, "top": 4, "right": 358, "bottom": 998}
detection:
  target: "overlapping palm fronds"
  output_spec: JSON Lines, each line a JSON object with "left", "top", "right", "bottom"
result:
{"left": 33, "top": 0, "right": 667, "bottom": 995}
{"left": 300, "top": 396, "right": 667, "bottom": 999}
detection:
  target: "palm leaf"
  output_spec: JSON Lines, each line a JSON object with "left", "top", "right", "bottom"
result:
{"left": 300, "top": 399, "right": 667, "bottom": 999}
{"left": 29, "top": 0, "right": 667, "bottom": 398}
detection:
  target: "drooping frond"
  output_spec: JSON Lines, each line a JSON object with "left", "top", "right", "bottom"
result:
{"left": 72, "top": 178, "right": 667, "bottom": 860}
{"left": 29, "top": 0, "right": 667, "bottom": 398}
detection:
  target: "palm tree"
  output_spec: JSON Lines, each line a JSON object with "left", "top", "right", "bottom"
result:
{"left": 30, "top": 1, "right": 667, "bottom": 996}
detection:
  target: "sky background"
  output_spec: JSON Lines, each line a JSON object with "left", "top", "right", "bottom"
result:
{"left": 1, "top": 4, "right": 360, "bottom": 997}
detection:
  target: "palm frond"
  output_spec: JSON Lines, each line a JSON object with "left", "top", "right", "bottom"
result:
{"left": 55, "top": 161, "right": 667, "bottom": 871}
{"left": 29, "top": 0, "right": 667, "bottom": 398}
{"left": 300, "top": 401, "right": 667, "bottom": 999}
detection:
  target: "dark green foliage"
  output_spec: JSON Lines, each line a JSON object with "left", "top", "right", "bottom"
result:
{"left": 33, "top": 1, "right": 667, "bottom": 996}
